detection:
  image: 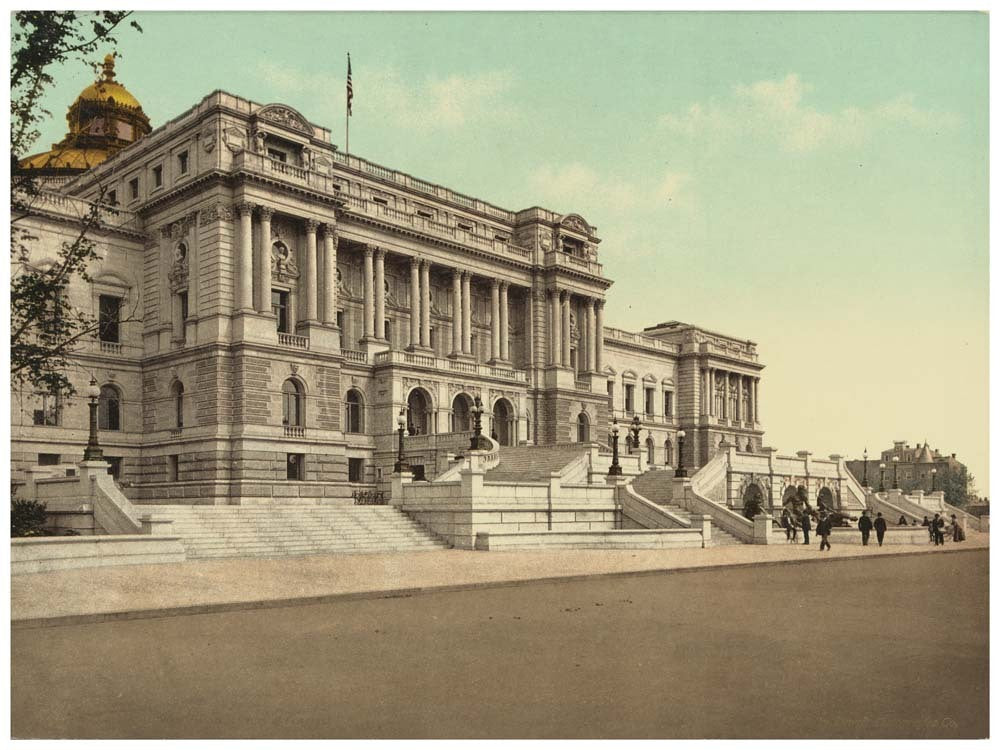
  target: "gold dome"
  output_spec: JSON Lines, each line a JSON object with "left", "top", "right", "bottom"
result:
{"left": 17, "top": 54, "right": 151, "bottom": 175}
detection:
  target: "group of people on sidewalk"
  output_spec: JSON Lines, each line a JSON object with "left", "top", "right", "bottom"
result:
{"left": 780, "top": 505, "right": 967, "bottom": 550}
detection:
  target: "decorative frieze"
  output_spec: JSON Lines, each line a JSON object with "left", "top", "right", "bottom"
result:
{"left": 199, "top": 201, "right": 234, "bottom": 225}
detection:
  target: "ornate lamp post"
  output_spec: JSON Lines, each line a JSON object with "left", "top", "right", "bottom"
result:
{"left": 469, "top": 395, "right": 484, "bottom": 451}
{"left": 862, "top": 447, "right": 869, "bottom": 486}
{"left": 630, "top": 415, "right": 641, "bottom": 455}
{"left": 879, "top": 462, "right": 886, "bottom": 492}
{"left": 608, "top": 420, "right": 622, "bottom": 476}
{"left": 892, "top": 455, "right": 899, "bottom": 489}
{"left": 675, "top": 429, "right": 687, "bottom": 478}
{"left": 931, "top": 467, "right": 938, "bottom": 493}
{"left": 394, "top": 408, "right": 409, "bottom": 473}
{"left": 83, "top": 377, "right": 103, "bottom": 461}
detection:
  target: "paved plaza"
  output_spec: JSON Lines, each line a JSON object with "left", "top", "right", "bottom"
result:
{"left": 11, "top": 548, "right": 988, "bottom": 739}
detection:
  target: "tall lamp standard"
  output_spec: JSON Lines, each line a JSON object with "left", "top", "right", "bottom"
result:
{"left": 862, "top": 447, "right": 869, "bottom": 486}
{"left": 394, "top": 408, "right": 409, "bottom": 473}
{"left": 469, "top": 395, "right": 484, "bottom": 451}
{"left": 879, "top": 462, "right": 886, "bottom": 492}
{"left": 931, "top": 467, "right": 938, "bottom": 493}
{"left": 892, "top": 455, "right": 899, "bottom": 489}
{"left": 608, "top": 420, "right": 622, "bottom": 476}
{"left": 674, "top": 429, "right": 687, "bottom": 478}
{"left": 83, "top": 377, "right": 103, "bottom": 461}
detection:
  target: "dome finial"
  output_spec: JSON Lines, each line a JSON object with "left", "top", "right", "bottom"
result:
{"left": 102, "top": 54, "right": 116, "bottom": 83}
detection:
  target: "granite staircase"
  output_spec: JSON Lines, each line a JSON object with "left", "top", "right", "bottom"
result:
{"left": 485, "top": 444, "right": 591, "bottom": 483}
{"left": 630, "top": 469, "right": 745, "bottom": 546}
{"left": 143, "top": 504, "right": 449, "bottom": 560}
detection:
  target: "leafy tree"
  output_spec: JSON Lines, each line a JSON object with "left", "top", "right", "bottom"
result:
{"left": 11, "top": 495, "right": 48, "bottom": 537}
{"left": 938, "top": 466, "right": 972, "bottom": 508}
{"left": 11, "top": 11, "right": 141, "bottom": 399}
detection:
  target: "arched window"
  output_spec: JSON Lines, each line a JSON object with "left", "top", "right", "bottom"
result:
{"left": 576, "top": 412, "right": 590, "bottom": 443}
{"left": 282, "top": 379, "right": 304, "bottom": 427}
{"left": 646, "top": 436, "right": 655, "bottom": 464}
{"left": 171, "top": 382, "right": 184, "bottom": 429}
{"left": 452, "top": 393, "right": 473, "bottom": 432}
{"left": 344, "top": 389, "right": 364, "bottom": 433}
{"left": 98, "top": 385, "right": 121, "bottom": 431}
{"left": 664, "top": 438, "right": 673, "bottom": 466}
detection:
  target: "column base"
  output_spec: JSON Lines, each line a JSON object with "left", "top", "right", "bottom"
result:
{"left": 233, "top": 310, "right": 277, "bottom": 345}
{"left": 448, "top": 351, "right": 477, "bottom": 362}
{"left": 487, "top": 357, "right": 513, "bottom": 367}
{"left": 296, "top": 321, "right": 340, "bottom": 351}
{"left": 361, "top": 337, "right": 390, "bottom": 358}
{"left": 543, "top": 365, "right": 578, "bottom": 390}
{"left": 407, "top": 344, "right": 435, "bottom": 354}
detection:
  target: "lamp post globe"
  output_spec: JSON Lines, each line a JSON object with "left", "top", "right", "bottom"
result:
{"left": 674, "top": 428, "right": 687, "bottom": 478}
{"left": 394, "top": 408, "right": 409, "bottom": 473}
{"left": 879, "top": 462, "right": 886, "bottom": 492}
{"left": 608, "top": 419, "right": 622, "bottom": 476}
{"left": 862, "top": 447, "right": 869, "bottom": 487}
{"left": 892, "top": 456, "right": 899, "bottom": 489}
{"left": 931, "top": 467, "right": 938, "bottom": 493}
{"left": 84, "top": 377, "right": 103, "bottom": 462}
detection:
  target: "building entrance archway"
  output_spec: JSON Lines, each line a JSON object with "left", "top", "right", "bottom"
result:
{"left": 407, "top": 388, "right": 433, "bottom": 436}
{"left": 492, "top": 398, "right": 515, "bottom": 446}
{"left": 451, "top": 393, "right": 473, "bottom": 433}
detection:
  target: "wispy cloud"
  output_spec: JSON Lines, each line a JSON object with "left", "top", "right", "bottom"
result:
{"left": 255, "top": 61, "right": 517, "bottom": 132}
{"left": 527, "top": 163, "right": 694, "bottom": 218}
{"left": 658, "top": 73, "right": 960, "bottom": 153}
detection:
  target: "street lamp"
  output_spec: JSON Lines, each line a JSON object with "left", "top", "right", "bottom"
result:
{"left": 608, "top": 420, "right": 622, "bottom": 476}
{"left": 892, "top": 455, "right": 899, "bottom": 489}
{"left": 630, "top": 415, "right": 641, "bottom": 455}
{"left": 469, "top": 395, "right": 484, "bottom": 451}
{"left": 862, "top": 447, "right": 869, "bottom": 486}
{"left": 879, "top": 462, "right": 886, "bottom": 492}
{"left": 931, "top": 467, "right": 938, "bottom": 493}
{"left": 675, "top": 429, "right": 687, "bottom": 478}
{"left": 394, "top": 408, "right": 409, "bottom": 473}
{"left": 83, "top": 377, "right": 103, "bottom": 461}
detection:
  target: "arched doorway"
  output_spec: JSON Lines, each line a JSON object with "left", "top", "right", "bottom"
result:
{"left": 407, "top": 388, "right": 433, "bottom": 435}
{"left": 492, "top": 398, "right": 515, "bottom": 446}
{"left": 576, "top": 412, "right": 590, "bottom": 443}
{"left": 451, "top": 393, "right": 473, "bottom": 432}
{"left": 742, "top": 482, "right": 766, "bottom": 519}
{"left": 664, "top": 438, "right": 673, "bottom": 466}
{"left": 646, "top": 436, "right": 655, "bottom": 464}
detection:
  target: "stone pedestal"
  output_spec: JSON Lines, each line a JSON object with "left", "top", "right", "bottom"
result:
{"left": 232, "top": 310, "right": 278, "bottom": 345}
{"left": 543, "top": 365, "right": 577, "bottom": 390}
{"left": 296, "top": 321, "right": 339, "bottom": 352}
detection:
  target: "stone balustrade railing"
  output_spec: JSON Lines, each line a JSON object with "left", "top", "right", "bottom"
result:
{"left": 603, "top": 326, "right": 681, "bottom": 354}
{"left": 13, "top": 189, "right": 142, "bottom": 234}
{"left": 372, "top": 348, "right": 527, "bottom": 383}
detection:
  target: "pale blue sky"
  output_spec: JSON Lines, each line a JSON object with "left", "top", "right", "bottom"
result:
{"left": 27, "top": 11, "right": 990, "bottom": 487}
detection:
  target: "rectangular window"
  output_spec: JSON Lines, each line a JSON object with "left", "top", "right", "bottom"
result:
{"left": 624, "top": 384, "right": 635, "bottom": 414}
{"left": 336, "top": 311, "right": 344, "bottom": 330}
{"left": 128, "top": 177, "right": 139, "bottom": 200}
{"left": 152, "top": 165, "right": 163, "bottom": 188}
{"left": 286, "top": 453, "right": 304, "bottom": 481}
{"left": 457, "top": 222, "right": 474, "bottom": 232}
{"left": 272, "top": 290, "right": 289, "bottom": 333}
{"left": 372, "top": 196, "right": 388, "bottom": 206}
{"left": 664, "top": 391, "right": 673, "bottom": 418}
{"left": 267, "top": 148, "right": 287, "bottom": 163}
{"left": 38, "top": 453, "right": 60, "bottom": 466}
{"left": 494, "top": 234, "right": 509, "bottom": 243}
{"left": 98, "top": 295, "right": 121, "bottom": 342}
{"left": 177, "top": 151, "right": 189, "bottom": 174}
{"left": 106, "top": 456, "right": 122, "bottom": 480}
{"left": 167, "top": 455, "right": 179, "bottom": 482}
{"left": 33, "top": 393, "right": 60, "bottom": 426}
{"left": 607, "top": 380, "right": 614, "bottom": 404}
{"left": 179, "top": 291, "right": 188, "bottom": 323}
{"left": 384, "top": 319, "right": 391, "bottom": 342}
{"left": 348, "top": 457, "right": 364, "bottom": 483}
{"left": 416, "top": 209, "right": 433, "bottom": 219}
{"left": 645, "top": 388, "right": 654, "bottom": 416}
{"left": 107, "top": 189, "right": 117, "bottom": 206}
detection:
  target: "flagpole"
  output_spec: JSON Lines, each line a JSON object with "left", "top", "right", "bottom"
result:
{"left": 345, "top": 52, "right": 351, "bottom": 155}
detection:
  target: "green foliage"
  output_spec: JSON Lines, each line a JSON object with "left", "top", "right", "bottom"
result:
{"left": 11, "top": 497, "right": 49, "bottom": 537}
{"left": 10, "top": 12, "right": 142, "bottom": 400}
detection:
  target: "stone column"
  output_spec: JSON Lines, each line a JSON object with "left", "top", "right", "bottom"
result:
{"left": 499, "top": 282, "right": 510, "bottom": 362}
{"left": 490, "top": 279, "right": 501, "bottom": 362}
{"left": 709, "top": 367, "right": 716, "bottom": 417}
{"left": 255, "top": 206, "right": 273, "bottom": 313}
{"left": 549, "top": 289, "right": 561, "bottom": 366}
{"left": 462, "top": 271, "right": 472, "bottom": 355}
{"left": 561, "top": 291, "right": 571, "bottom": 368}
{"left": 362, "top": 245, "right": 375, "bottom": 339}
{"left": 302, "top": 219, "right": 319, "bottom": 322}
{"left": 235, "top": 201, "right": 254, "bottom": 311}
{"left": 723, "top": 371, "right": 731, "bottom": 420}
{"left": 736, "top": 374, "right": 744, "bottom": 426}
{"left": 374, "top": 247, "right": 385, "bottom": 339}
{"left": 420, "top": 261, "right": 431, "bottom": 348}
{"left": 754, "top": 377, "right": 760, "bottom": 424}
{"left": 409, "top": 258, "right": 421, "bottom": 348}
{"left": 322, "top": 225, "right": 337, "bottom": 326}
{"left": 595, "top": 300, "right": 604, "bottom": 373}
{"left": 585, "top": 298, "right": 596, "bottom": 373}
{"left": 451, "top": 269, "right": 462, "bottom": 356}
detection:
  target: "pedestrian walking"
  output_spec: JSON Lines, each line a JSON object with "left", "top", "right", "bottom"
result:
{"left": 801, "top": 511, "right": 811, "bottom": 545}
{"left": 932, "top": 513, "right": 945, "bottom": 546}
{"left": 950, "top": 514, "right": 965, "bottom": 542}
{"left": 781, "top": 508, "right": 793, "bottom": 542}
{"left": 817, "top": 512, "right": 832, "bottom": 551}
{"left": 874, "top": 512, "right": 887, "bottom": 546}
{"left": 858, "top": 510, "right": 873, "bottom": 546}
{"left": 922, "top": 515, "right": 934, "bottom": 543}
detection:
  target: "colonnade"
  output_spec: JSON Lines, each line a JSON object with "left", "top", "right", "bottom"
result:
{"left": 702, "top": 367, "right": 760, "bottom": 424}
{"left": 547, "top": 289, "right": 604, "bottom": 373}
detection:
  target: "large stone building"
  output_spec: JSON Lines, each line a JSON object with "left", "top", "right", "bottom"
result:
{"left": 13, "top": 61, "right": 766, "bottom": 506}
{"left": 846, "top": 440, "right": 971, "bottom": 503}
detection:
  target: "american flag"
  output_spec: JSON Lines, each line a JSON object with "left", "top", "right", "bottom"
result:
{"left": 346, "top": 53, "right": 353, "bottom": 117}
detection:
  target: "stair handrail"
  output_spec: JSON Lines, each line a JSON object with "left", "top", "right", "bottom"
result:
{"left": 620, "top": 483, "right": 691, "bottom": 528}
{"left": 866, "top": 492, "right": 924, "bottom": 526}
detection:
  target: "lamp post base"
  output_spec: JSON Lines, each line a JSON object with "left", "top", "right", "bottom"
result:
{"left": 607, "top": 464, "right": 622, "bottom": 476}
{"left": 674, "top": 468, "right": 688, "bottom": 478}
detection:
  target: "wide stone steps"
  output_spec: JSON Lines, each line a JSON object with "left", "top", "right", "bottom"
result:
{"left": 629, "top": 469, "right": 747, "bottom": 546}
{"left": 142, "top": 504, "right": 449, "bottom": 560}
{"left": 486, "top": 445, "right": 589, "bottom": 483}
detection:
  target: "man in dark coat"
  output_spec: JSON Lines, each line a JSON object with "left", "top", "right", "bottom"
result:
{"left": 873, "top": 512, "right": 887, "bottom": 546}
{"left": 801, "top": 511, "right": 811, "bottom": 545}
{"left": 932, "top": 513, "right": 946, "bottom": 546}
{"left": 858, "top": 510, "right": 873, "bottom": 546}
{"left": 817, "top": 512, "right": 832, "bottom": 551}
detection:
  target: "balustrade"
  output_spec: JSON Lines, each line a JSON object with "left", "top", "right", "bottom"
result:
{"left": 278, "top": 332, "right": 309, "bottom": 349}
{"left": 283, "top": 426, "right": 305, "bottom": 438}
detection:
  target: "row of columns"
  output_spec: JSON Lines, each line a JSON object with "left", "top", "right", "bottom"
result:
{"left": 235, "top": 202, "right": 339, "bottom": 327}
{"left": 547, "top": 289, "right": 604, "bottom": 372}
{"left": 703, "top": 367, "right": 760, "bottom": 424}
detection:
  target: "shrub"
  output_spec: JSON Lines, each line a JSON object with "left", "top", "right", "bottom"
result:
{"left": 12, "top": 497, "right": 48, "bottom": 537}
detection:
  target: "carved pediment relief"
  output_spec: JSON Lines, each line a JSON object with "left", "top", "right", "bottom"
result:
{"left": 559, "top": 213, "right": 591, "bottom": 236}
{"left": 222, "top": 125, "right": 248, "bottom": 154}
{"left": 271, "top": 241, "right": 299, "bottom": 282}
{"left": 257, "top": 104, "right": 312, "bottom": 134}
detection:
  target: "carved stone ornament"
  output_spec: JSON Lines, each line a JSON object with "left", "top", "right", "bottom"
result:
{"left": 167, "top": 241, "right": 189, "bottom": 292}
{"left": 271, "top": 241, "right": 300, "bottom": 282}
{"left": 253, "top": 129, "right": 267, "bottom": 154}
{"left": 335, "top": 267, "right": 353, "bottom": 300}
{"left": 201, "top": 128, "right": 216, "bottom": 153}
{"left": 257, "top": 104, "right": 311, "bottom": 134}
{"left": 159, "top": 212, "right": 197, "bottom": 241}
{"left": 290, "top": 364, "right": 299, "bottom": 375}
{"left": 403, "top": 378, "right": 439, "bottom": 398}
{"left": 569, "top": 312, "right": 580, "bottom": 342}
{"left": 199, "top": 202, "right": 234, "bottom": 225}
{"left": 222, "top": 125, "right": 247, "bottom": 154}
{"left": 561, "top": 214, "right": 590, "bottom": 235}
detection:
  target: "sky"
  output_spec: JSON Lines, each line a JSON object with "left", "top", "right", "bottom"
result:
{"left": 26, "top": 11, "right": 990, "bottom": 489}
